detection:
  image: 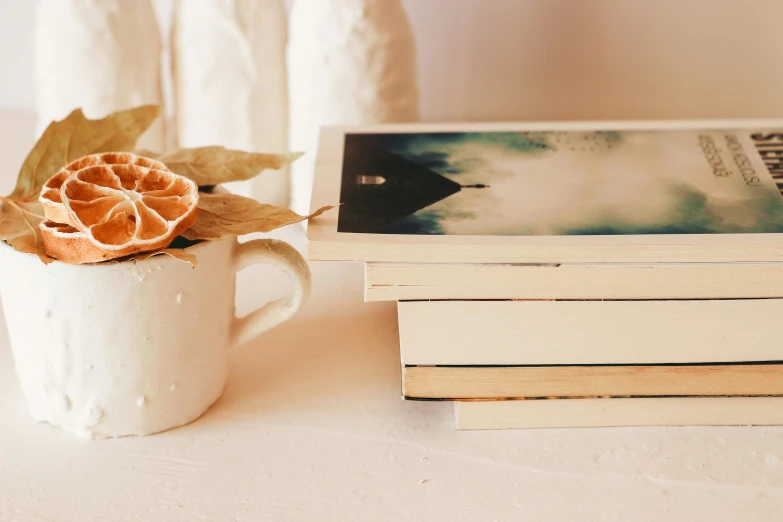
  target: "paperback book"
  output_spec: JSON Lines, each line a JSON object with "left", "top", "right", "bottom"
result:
{"left": 454, "top": 397, "right": 783, "bottom": 430}
{"left": 308, "top": 120, "right": 783, "bottom": 263}
{"left": 365, "top": 261, "right": 783, "bottom": 301}
{"left": 397, "top": 299, "right": 783, "bottom": 365}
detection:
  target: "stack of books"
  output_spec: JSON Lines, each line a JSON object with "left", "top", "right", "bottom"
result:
{"left": 307, "top": 120, "right": 783, "bottom": 429}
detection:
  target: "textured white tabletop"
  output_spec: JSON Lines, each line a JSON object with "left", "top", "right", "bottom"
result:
{"left": 2, "top": 111, "right": 783, "bottom": 521}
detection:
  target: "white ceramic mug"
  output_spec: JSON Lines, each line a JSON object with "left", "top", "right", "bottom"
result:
{"left": 0, "top": 235, "right": 310, "bottom": 439}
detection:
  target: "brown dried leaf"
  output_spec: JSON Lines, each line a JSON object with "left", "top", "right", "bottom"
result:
{"left": 131, "top": 248, "right": 198, "bottom": 267}
{"left": 182, "top": 192, "right": 335, "bottom": 240}
{"left": 7, "top": 227, "right": 54, "bottom": 265}
{"left": 140, "top": 147, "right": 302, "bottom": 186}
{"left": 2, "top": 105, "right": 158, "bottom": 263}
{"left": 1, "top": 200, "right": 46, "bottom": 240}
{"left": 0, "top": 202, "right": 33, "bottom": 240}
{"left": 11, "top": 105, "right": 160, "bottom": 200}
{"left": 2, "top": 197, "right": 56, "bottom": 262}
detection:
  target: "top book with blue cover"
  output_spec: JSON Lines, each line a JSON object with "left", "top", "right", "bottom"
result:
{"left": 306, "top": 120, "right": 783, "bottom": 264}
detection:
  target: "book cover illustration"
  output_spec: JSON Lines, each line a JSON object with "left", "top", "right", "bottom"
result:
{"left": 337, "top": 130, "right": 783, "bottom": 236}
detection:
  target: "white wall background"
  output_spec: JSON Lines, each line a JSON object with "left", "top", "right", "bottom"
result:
{"left": 2, "top": 0, "right": 783, "bottom": 121}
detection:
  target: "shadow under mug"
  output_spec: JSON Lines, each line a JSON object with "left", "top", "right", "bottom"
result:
{"left": 0, "top": 235, "right": 310, "bottom": 439}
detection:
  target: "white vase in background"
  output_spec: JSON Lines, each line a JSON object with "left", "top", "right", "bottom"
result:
{"left": 172, "top": 0, "right": 289, "bottom": 205}
{"left": 287, "top": 0, "right": 420, "bottom": 215}
{"left": 34, "top": 0, "right": 166, "bottom": 151}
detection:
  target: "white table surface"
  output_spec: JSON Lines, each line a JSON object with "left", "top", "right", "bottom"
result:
{"left": 2, "top": 111, "right": 783, "bottom": 521}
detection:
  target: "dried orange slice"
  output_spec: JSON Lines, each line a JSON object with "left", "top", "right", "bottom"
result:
{"left": 39, "top": 220, "right": 111, "bottom": 264}
{"left": 41, "top": 153, "right": 170, "bottom": 225}
{"left": 40, "top": 169, "right": 72, "bottom": 224}
{"left": 57, "top": 153, "right": 198, "bottom": 259}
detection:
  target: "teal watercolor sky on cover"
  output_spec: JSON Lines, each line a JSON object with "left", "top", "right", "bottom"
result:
{"left": 338, "top": 130, "right": 783, "bottom": 236}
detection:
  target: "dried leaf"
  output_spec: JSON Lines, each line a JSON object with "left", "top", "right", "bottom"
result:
{"left": 131, "top": 248, "right": 198, "bottom": 267}
{"left": 1, "top": 105, "right": 159, "bottom": 264}
{"left": 140, "top": 147, "right": 302, "bottom": 186}
{"left": 0, "top": 200, "right": 45, "bottom": 240}
{"left": 7, "top": 227, "right": 54, "bottom": 265}
{"left": 182, "top": 192, "right": 335, "bottom": 240}
{"left": 11, "top": 105, "right": 160, "bottom": 200}
{"left": 1, "top": 198, "right": 54, "bottom": 262}
{"left": 0, "top": 202, "right": 34, "bottom": 240}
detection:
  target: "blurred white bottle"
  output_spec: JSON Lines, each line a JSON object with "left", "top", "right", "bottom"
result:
{"left": 172, "top": 0, "right": 289, "bottom": 204}
{"left": 287, "top": 0, "right": 419, "bottom": 215}
{"left": 34, "top": 0, "right": 165, "bottom": 151}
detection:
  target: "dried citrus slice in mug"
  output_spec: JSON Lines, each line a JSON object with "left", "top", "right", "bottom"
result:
{"left": 58, "top": 153, "right": 198, "bottom": 259}
{"left": 39, "top": 220, "right": 111, "bottom": 264}
{"left": 40, "top": 152, "right": 169, "bottom": 225}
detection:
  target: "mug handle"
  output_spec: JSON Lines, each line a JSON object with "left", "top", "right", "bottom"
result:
{"left": 230, "top": 238, "right": 312, "bottom": 347}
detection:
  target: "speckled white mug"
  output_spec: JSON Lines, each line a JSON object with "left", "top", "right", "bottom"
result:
{"left": 0, "top": 235, "right": 310, "bottom": 439}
